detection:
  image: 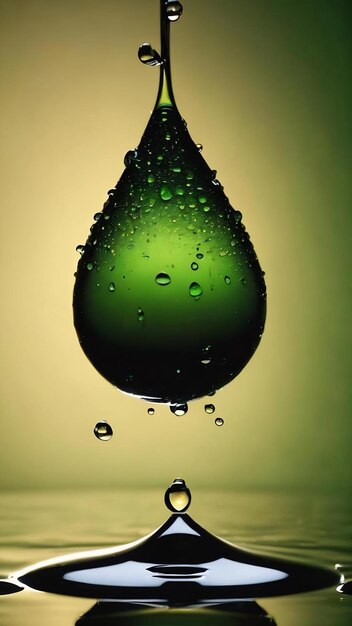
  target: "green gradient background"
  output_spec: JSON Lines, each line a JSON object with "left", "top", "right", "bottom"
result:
{"left": 0, "top": 0, "right": 351, "bottom": 493}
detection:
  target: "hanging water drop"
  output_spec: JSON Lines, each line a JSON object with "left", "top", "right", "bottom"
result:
{"left": 164, "top": 478, "right": 191, "bottom": 513}
{"left": 138, "top": 43, "right": 163, "bottom": 66}
{"left": 155, "top": 272, "right": 171, "bottom": 286}
{"left": 73, "top": 0, "right": 266, "bottom": 404}
{"left": 94, "top": 421, "right": 113, "bottom": 441}
{"left": 76, "top": 244, "right": 85, "bottom": 255}
{"left": 166, "top": 1, "right": 183, "bottom": 22}
{"left": 215, "top": 417, "right": 224, "bottom": 427}
{"left": 204, "top": 403, "right": 215, "bottom": 414}
{"left": 170, "top": 402, "right": 188, "bottom": 416}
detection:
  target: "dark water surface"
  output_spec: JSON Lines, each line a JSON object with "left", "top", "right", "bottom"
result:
{"left": 0, "top": 489, "right": 351, "bottom": 625}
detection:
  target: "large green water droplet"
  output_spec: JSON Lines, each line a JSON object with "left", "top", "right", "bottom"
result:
{"left": 73, "top": 2, "right": 266, "bottom": 404}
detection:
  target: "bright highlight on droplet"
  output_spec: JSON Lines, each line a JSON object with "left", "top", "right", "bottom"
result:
{"left": 164, "top": 477, "right": 191, "bottom": 513}
{"left": 166, "top": 1, "right": 183, "bottom": 22}
{"left": 94, "top": 421, "right": 113, "bottom": 441}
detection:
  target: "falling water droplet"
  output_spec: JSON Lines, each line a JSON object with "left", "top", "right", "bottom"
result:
{"left": 147, "top": 407, "right": 155, "bottom": 415}
{"left": 215, "top": 417, "right": 224, "bottom": 427}
{"left": 155, "top": 272, "right": 171, "bottom": 286}
{"left": 138, "top": 43, "right": 163, "bottom": 66}
{"left": 170, "top": 402, "right": 188, "bottom": 416}
{"left": 164, "top": 478, "right": 191, "bottom": 513}
{"left": 94, "top": 421, "right": 113, "bottom": 441}
{"left": 189, "top": 282, "right": 203, "bottom": 298}
{"left": 166, "top": 1, "right": 183, "bottom": 22}
{"left": 191, "top": 262, "right": 198, "bottom": 270}
{"left": 204, "top": 403, "right": 215, "bottom": 414}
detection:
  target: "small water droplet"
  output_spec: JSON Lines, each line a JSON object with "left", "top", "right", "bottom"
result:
{"left": 166, "top": 1, "right": 183, "bottom": 22}
{"left": 138, "top": 307, "right": 145, "bottom": 321}
{"left": 172, "top": 166, "right": 181, "bottom": 173}
{"left": 176, "top": 187, "right": 184, "bottom": 196}
{"left": 198, "top": 196, "right": 207, "bottom": 204}
{"left": 240, "top": 278, "right": 247, "bottom": 286}
{"left": 203, "top": 205, "right": 211, "bottom": 213}
{"left": 196, "top": 253, "right": 204, "bottom": 259}
{"left": 160, "top": 185, "right": 172, "bottom": 201}
{"left": 124, "top": 149, "right": 138, "bottom": 167}
{"left": 191, "top": 262, "right": 198, "bottom": 270}
{"left": 147, "top": 174, "right": 155, "bottom": 184}
{"left": 109, "top": 282, "right": 115, "bottom": 292}
{"left": 155, "top": 272, "right": 171, "bottom": 286}
{"left": 234, "top": 210, "right": 242, "bottom": 223}
{"left": 196, "top": 143, "right": 203, "bottom": 151}
{"left": 138, "top": 43, "right": 162, "bottom": 66}
{"left": 224, "top": 275, "right": 231, "bottom": 285}
{"left": 170, "top": 402, "right": 188, "bottom": 416}
{"left": 186, "top": 172, "right": 193, "bottom": 180}
{"left": 94, "top": 421, "right": 113, "bottom": 441}
{"left": 86, "top": 262, "right": 93, "bottom": 271}
{"left": 201, "top": 358, "right": 211, "bottom": 365}
{"left": 205, "top": 404, "right": 215, "bottom": 414}
{"left": 189, "top": 282, "right": 203, "bottom": 298}
{"left": 164, "top": 478, "right": 191, "bottom": 513}
{"left": 215, "top": 417, "right": 224, "bottom": 427}
{"left": 147, "top": 407, "right": 155, "bottom": 415}
{"left": 94, "top": 212, "right": 102, "bottom": 221}
{"left": 76, "top": 244, "right": 85, "bottom": 255}
{"left": 208, "top": 390, "right": 216, "bottom": 396}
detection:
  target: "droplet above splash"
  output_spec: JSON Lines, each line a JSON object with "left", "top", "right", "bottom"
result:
{"left": 94, "top": 421, "right": 113, "bottom": 441}
{"left": 164, "top": 477, "right": 191, "bottom": 513}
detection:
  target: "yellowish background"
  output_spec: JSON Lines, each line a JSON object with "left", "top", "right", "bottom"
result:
{"left": 0, "top": 0, "right": 351, "bottom": 492}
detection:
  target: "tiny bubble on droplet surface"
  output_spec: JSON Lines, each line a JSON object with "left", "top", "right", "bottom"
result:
{"left": 94, "top": 421, "right": 113, "bottom": 441}
{"left": 155, "top": 272, "right": 171, "bottom": 286}
{"left": 224, "top": 275, "right": 231, "bottom": 285}
{"left": 109, "top": 282, "right": 115, "bottom": 292}
{"left": 205, "top": 403, "right": 215, "bottom": 414}
{"left": 189, "top": 282, "right": 203, "bottom": 298}
{"left": 166, "top": 1, "right": 183, "bottom": 22}
{"left": 215, "top": 417, "right": 224, "bottom": 427}
{"left": 76, "top": 244, "right": 85, "bottom": 255}
{"left": 124, "top": 149, "right": 138, "bottom": 167}
{"left": 164, "top": 478, "right": 191, "bottom": 513}
{"left": 191, "top": 262, "right": 198, "bottom": 270}
{"left": 170, "top": 402, "right": 188, "bottom": 416}
{"left": 138, "top": 43, "right": 162, "bottom": 66}
{"left": 160, "top": 185, "right": 172, "bottom": 201}
{"left": 138, "top": 307, "right": 145, "bottom": 321}
{"left": 147, "top": 407, "right": 155, "bottom": 415}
